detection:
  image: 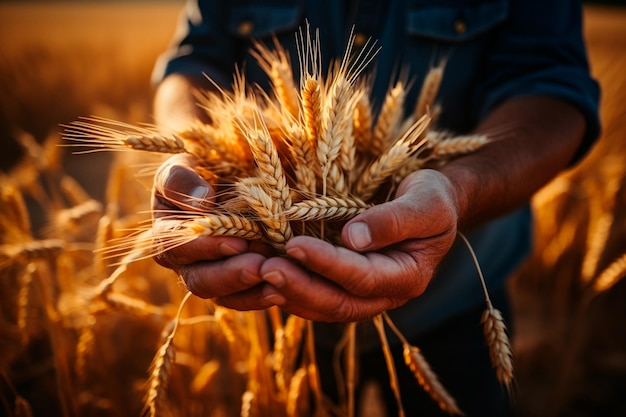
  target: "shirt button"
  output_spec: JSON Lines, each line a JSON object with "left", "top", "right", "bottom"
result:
{"left": 454, "top": 19, "right": 467, "bottom": 35}
{"left": 354, "top": 32, "right": 367, "bottom": 47}
{"left": 237, "top": 20, "right": 254, "bottom": 36}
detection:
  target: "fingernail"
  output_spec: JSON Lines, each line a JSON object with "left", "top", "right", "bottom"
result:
{"left": 286, "top": 246, "right": 306, "bottom": 262}
{"left": 263, "top": 286, "right": 286, "bottom": 305}
{"left": 188, "top": 185, "right": 209, "bottom": 207}
{"left": 262, "top": 270, "right": 285, "bottom": 288}
{"left": 218, "top": 242, "right": 242, "bottom": 256}
{"left": 240, "top": 269, "right": 259, "bottom": 285}
{"left": 347, "top": 222, "right": 372, "bottom": 250}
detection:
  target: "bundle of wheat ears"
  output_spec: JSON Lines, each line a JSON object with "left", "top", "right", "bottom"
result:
{"left": 61, "top": 29, "right": 512, "bottom": 417}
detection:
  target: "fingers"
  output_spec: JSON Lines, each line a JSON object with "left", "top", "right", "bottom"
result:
{"left": 286, "top": 236, "right": 429, "bottom": 298}
{"left": 177, "top": 252, "right": 265, "bottom": 298}
{"left": 152, "top": 154, "right": 215, "bottom": 217}
{"left": 259, "top": 256, "right": 397, "bottom": 322}
{"left": 342, "top": 169, "right": 458, "bottom": 252}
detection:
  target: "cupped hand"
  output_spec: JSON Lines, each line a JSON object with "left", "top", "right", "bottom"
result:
{"left": 151, "top": 154, "right": 275, "bottom": 310}
{"left": 257, "top": 169, "right": 460, "bottom": 322}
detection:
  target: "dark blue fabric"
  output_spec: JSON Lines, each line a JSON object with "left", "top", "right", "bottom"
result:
{"left": 153, "top": 0, "right": 600, "bottom": 150}
{"left": 152, "top": 0, "right": 600, "bottom": 340}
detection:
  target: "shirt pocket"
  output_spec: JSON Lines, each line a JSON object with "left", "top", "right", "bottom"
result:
{"left": 406, "top": 0, "right": 508, "bottom": 43}
{"left": 228, "top": 3, "right": 302, "bottom": 39}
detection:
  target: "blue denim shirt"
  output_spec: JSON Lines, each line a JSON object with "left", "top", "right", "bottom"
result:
{"left": 153, "top": 0, "right": 600, "bottom": 347}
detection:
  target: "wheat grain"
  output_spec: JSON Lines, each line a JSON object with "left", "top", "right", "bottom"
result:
{"left": 284, "top": 196, "right": 370, "bottom": 222}
{"left": 274, "top": 314, "right": 307, "bottom": 393}
{"left": 593, "top": 252, "right": 626, "bottom": 292}
{"left": 353, "top": 85, "right": 373, "bottom": 154}
{"left": 252, "top": 38, "right": 300, "bottom": 119}
{"left": 75, "top": 314, "right": 96, "bottom": 382}
{"left": 102, "top": 292, "right": 166, "bottom": 317}
{"left": 143, "top": 291, "right": 192, "bottom": 417}
{"left": 353, "top": 114, "right": 430, "bottom": 201}
{"left": 414, "top": 59, "right": 446, "bottom": 119}
{"left": 60, "top": 175, "right": 91, "bottom": 205}
{"left": 481, "top": 306, "right": 514, "bottom": 390}
{"left": 286, "top": 367, "right": 310, "bottom": 417}
{"left": 0, "top": 239, "right": 65, "bottom": 264}
{"left": 144, "top": 319, "right": 177, "bottom": 417}
{"left": 64, "top": 117, "right": 187, "bottom": 154}
{"left": 184, "top": 214, "right": 264, "bottom": 240}
{"left": 403, "top": 344, "right": 464, "bottom": 415}
{"left": 431, "top": 134, "right": 489, "bottom": 159}
{"left": 372, "top": 80, "right": 407, "bottom": 155}
{"left": 190, "top": 360, "right": 221, "bottom": 395}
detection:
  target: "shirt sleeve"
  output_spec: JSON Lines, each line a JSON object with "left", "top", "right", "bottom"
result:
{"left": 151, "top": 0, "right": 237, "bottom": 89}
{"left": 475, "top": 0, "right": 601, "bottom": 161}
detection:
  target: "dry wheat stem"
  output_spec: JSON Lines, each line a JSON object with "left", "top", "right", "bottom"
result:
{"left": 372, "top": 314, "right": 405, "bottom": 417}
{"left": 345, "top": 322, "right": 357, "bottom": 417}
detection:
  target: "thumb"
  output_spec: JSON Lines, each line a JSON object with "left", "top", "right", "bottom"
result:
{"left": 341, "top": 198, "right": 422, "bottom": 251}
{"left": 341, "top": 170, "right": 458, "bottom": 252}
{"left": 152, "top": 154, "right": 215, "bottom": 216}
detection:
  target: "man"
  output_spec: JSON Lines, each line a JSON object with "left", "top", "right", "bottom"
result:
{"left": 150, "top": 1, "right": 600, "bottom": 415}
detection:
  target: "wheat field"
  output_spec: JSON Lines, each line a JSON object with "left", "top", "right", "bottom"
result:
{"left": 0, "top": 2, "right": 625, "bottom": 417}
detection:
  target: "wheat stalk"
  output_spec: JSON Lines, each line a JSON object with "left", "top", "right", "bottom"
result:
{"left": 372, "top": 314, "right": 405, "bottom": 417}
{"left": 459, "top": 233, "right": 514, "bottom": 391}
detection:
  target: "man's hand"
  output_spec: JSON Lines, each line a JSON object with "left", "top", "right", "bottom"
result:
{"left": 257, "top": 169, "right": 459, "bottom": 322}
{"left": 151, "top": 154, "right": 275, "bottom": 310}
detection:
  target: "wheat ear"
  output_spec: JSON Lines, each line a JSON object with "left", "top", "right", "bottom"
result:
{"left": 284, "top": 196, "right": 370, "bottom": 222}
{"left": 64, "top": 117, "right": 187, "bottom": 154}
{"left": 458, "top": 232, "right": 514, "bottom": 391}
{"left": 286, "top": 367, "right": 310, "bottom": 417}
{"left": 593, "top": 251, "right": 626, "bottom": 293}
{"left": 252, "top": 38, "right": 300, "bottom": 118}
{"left": 371, "top": 80, "right": 407, "bottom": 155}
{"left": 414, "top": 59, "right": 446, "bottom": 119}
{"left": 143, "top": 290, "right": 193, "bottom": 417}
{"left": 381, "top": 312, "right": 463, "bottom": 415}
{"left": 354, "top": 114, "right": 430, "bottom": 201}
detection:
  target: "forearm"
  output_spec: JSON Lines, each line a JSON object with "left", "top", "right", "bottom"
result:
{"left": 153, "top": 73, "right": 212, "bottom": 131}
{"left": 441, "top": 95, "right": 586, "bottom": 231}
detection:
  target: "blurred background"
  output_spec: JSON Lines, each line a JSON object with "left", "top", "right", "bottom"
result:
{"left": 0, "top": 1, "right": 625, "bottom": 416}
